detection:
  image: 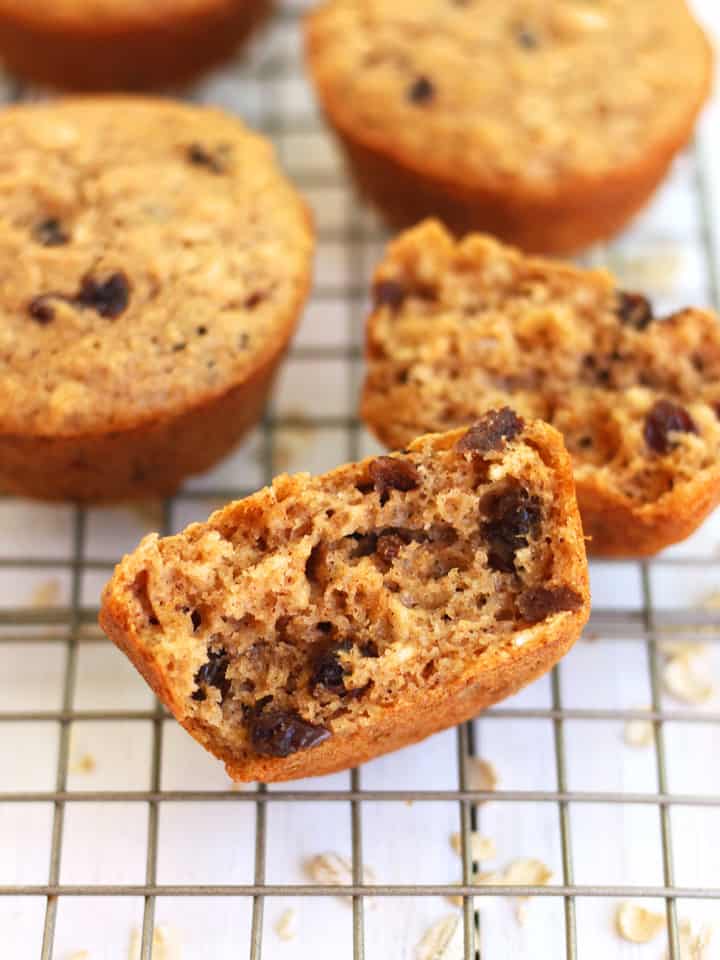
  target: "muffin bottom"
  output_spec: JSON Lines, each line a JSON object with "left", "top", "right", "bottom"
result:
{"left": 0, "top": 0, "right": 273, "bottom": 91}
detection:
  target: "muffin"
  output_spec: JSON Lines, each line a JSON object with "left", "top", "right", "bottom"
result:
{"left": 305, "top": 0, "right": 713, "bottom": 254}
{"left": 362, "top": 221, "right": 720, "bottom": 557}
{"left": 0, "top": 98, "right": 313, "bottom": 501}
{"left": 100, "top": 413, "right": 589, "bottom": 783}
{"left": 0, "top": 0, "right": 272, "bottom": 91}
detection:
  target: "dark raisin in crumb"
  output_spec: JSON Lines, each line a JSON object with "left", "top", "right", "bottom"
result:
{"left": 245, "top": 291, "right": 266, "bottom": 309}
{"left": 408, "top": 75, "right": 435, "bottom": 104}
{"left": 28, "top": 295, "right": 56, "bottom": 324}
{"left": 310, "top": 650, "right": 347, "bottom": 695}
{"left": 482, "top": 485, "right": 542, "bottom": 573}
{"left": 518, "top": 586, "right": 584, "bottom": 622}
{"left": 369, "top": 456, "right": 420, "bottom": 505}
{"left": 457, "top": 408, "right": 525, "bottom": 456}
{"left": 644, "top": 400, "right": 698, "bottom": 455}
{"left": 361, "top": 641, "right": 380, "bottom": 658}
{"left": 172, "top": 342, "right": 187, "bottom": 352}
{"left": 350, "top": 532, "right": 379, "bottom": 558}
{"left": 376, "top": 531, "right": 408, "bottom": 568}
{"left": 191, "top": 610, "right": 202, "bottom": 631}
{"left": 148, "top": 615, "right": 159, "bottom": 626}
{"left": 196, "top": 325, "right": 208, "bottom": 336}
{"left": 578, "top": 436, "right": 593, "bottom": 449}
{"left": 516, "top": 25, "right": 538, "bottom": 49}
{"left": 373, "top": 279, "right": 406, "bottom": 309}
{"left": 317, "top": 621, "right": 333, "bottom": 634}
{"left": 616, "top": 291, "right": 654, "bottom": 330}
{"left": 186, "top": 143, "right": 225, "bottom": 174}
{"left": 33, "top": 218, "right": 69, "bottom": 247}
{"left": 250, "top": 709, "right": 330, "bottom": 758}
{"left": 76, "top": 272, "right": 130, "bottom": 318}
{"left": 192, "top": 648, "right": 231, "bottom": 702}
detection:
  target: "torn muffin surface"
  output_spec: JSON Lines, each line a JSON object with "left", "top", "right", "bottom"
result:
{"left": 100, "top": 414, "right": 588, "bottom": 781}
{"left": 362, "top": 220, "right": 720, "bottom": 555}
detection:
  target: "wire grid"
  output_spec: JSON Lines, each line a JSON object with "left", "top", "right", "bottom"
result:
{"left": 0, "top": 2, "right": 719, "bottom": 958}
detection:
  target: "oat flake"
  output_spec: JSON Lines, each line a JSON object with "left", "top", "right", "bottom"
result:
{"left": 416, "top": 914, "right": 463, "bottom": 960}
{"left": 615, "top": 901, "right": 665, "bottom": 944}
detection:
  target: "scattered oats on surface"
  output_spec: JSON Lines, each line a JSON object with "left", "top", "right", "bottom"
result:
{"left": 670, "top": 919, "right": 715, "bottom": 960}
{"left": 663, "top": 652, "right": 715, "bottom": 705}
{"left": 466, "top": 758, "right": 499, "bottom": 796}
{"left": 69, "top": 753, "right": 97, "bottom": 774}
{"left": 515, "top": 901, "right": 530, "bottom": 927}
{"left": 623, "top": 707, "right": 654, "bottom": 748}
{"left": 660, "top": 640, "right": 710, "bottom": 659}
{"left": 445, "top": 889, "right": 464, "bottom": 908}
{"left": 274, "top": 908, "right": 298, "bottom": 942}
{"left": 700, "top": 590, "right": 720, "bottom": 611}
{"left": 473, "top": 858, "right": 553, "bottom": 926}
{"left": 30, "top": 578, "right": 61, "bottom": 608}
{"left": 304, "top": 852, "right": 376, "bottom": 905}
{"left": 615, "top": 901, "right": 665, "bottom": 944}
{"left": 450, "top": 832, "right": 496, "bottom": 862}
{"left": 67, "top": 952, "right": 90, "bottom": 960}
{"left": 416, "top": 914, "right": 463, "bottom": 960}
{"left": 501, "top": 858, "right": 553, "bottom": 887}
{"left": 128, "top": 925, "right": 181, "bottom": 960}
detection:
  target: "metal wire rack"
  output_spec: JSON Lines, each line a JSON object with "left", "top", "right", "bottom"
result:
{"left": 1, "top": 2, "right": 719, "bottom": 958}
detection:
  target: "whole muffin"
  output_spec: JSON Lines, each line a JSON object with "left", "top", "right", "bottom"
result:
{"left": 0, "top": 0, "right": 271, "bottom": 91}
{"left": 0, "top": 98, "right": 313, "bottom": 501}
{"left": 306, "top": 0, "right": 713, "bottom": 254}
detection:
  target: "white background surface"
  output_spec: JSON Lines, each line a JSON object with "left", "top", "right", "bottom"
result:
{"left": 1, "top": 1, "right": 720, "bottom": 957}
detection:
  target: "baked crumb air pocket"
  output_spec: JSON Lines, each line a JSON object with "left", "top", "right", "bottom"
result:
{"left": 362, "top": 220, "right": 720, "bottom": 557}
{"left": 100, "top": 413, "right": 589, "bottom": 783}
{"left": 305, "top": 0, "right": 713, "bottom": 254}
{"left": 0, "top": 98, "right": 314, "bottom": 501}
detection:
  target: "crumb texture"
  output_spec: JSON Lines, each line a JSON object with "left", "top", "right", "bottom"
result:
{"left": 0, "top": 98, "right": 312, "bottom": 436}
{"left": 101, "top": 417, "right": 588, "bottom": 778}
{"left": 363, "top": 221, "right": 720, "bottom": 514}
{"left": 307, "top": 0, "right": 711, "bottom": 186}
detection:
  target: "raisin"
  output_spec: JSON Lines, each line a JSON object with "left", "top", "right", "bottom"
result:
{"left": 616, "top": 291, "right": 653, "bottom": 330}
{"left": 350, "top": 532, "right": 379, "bottom": 558}
{"left": 457, "top": 408, "right": 525, "bottom": 455}
{"left": 373, "top": 280, "right": 406, "bottom": 309}
{"left": 245, "top": 291, "right": 266, "bottom": 309}
{"left": 376, "top": 531, "right": 408, "bottom": 568}
{"left": 482, "top": 485, "right": 542, "bottom": 573}
{"left": 644, "top": 400, "right": 698, "bottom": 455}
{"left": 192, "top": 648, "right": 231, "bottom": 702}
{"left": 516, "top": 25, "right": 538, "bottom": 49}
{"left": 191, "top": 610, "right": 202, "bottom": 631}
{"left": 408, "top": 76, "right": 435, "bottom": 104}
{"left": 369, "top": 457, "right": 420, "bottom": 505}
{"left": 33, "top": 218, "right": 69, "bottom": 247}
{"left": 311, "top": 650, "right": 347, "bottom": 694}
{"left": 250, "top": 709, "right": 330, "bottom": 758}
{"left": 28, "top": 295, "right": 56, "bottom": 324}
{"left": 76, "top": 272, "right": 130, "bottom": 318}
{"left": 361, "top": 641, "right": 380, "bottom": 658}
{"left": 186, "top": 143, "right": 225, "bottom": 174}
{"left": 518, "top": 586, "right": 584, "bottom": 622}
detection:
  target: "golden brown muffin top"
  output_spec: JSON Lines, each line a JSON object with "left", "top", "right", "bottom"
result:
{"left": 307, "top": 0, "right": 712, "bottom": 188}
{"left": 0, "top": 98, "right": 313, "bottom": 436}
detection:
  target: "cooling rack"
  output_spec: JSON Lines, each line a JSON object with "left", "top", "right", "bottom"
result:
{"left": 1, "top": 2, "right": 719, "bottom": 958}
